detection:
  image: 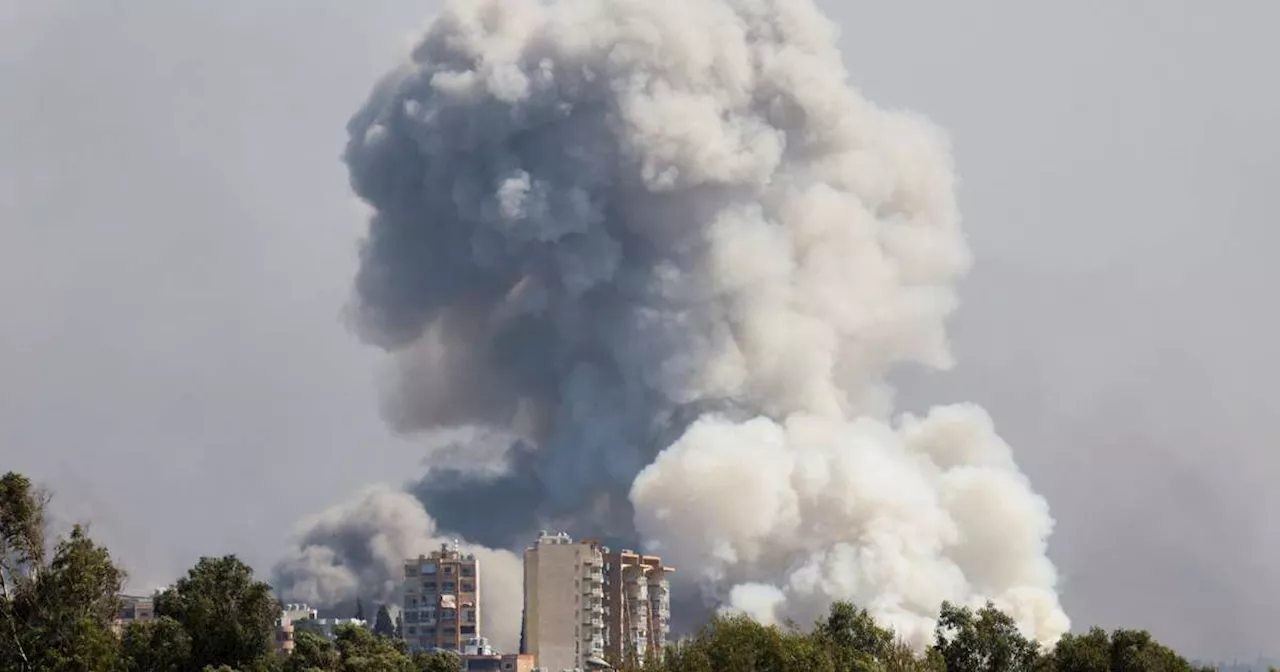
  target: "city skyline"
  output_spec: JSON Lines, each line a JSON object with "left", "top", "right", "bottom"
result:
{"left": 4, "top": 0, "right": 1277, "bottom": 662}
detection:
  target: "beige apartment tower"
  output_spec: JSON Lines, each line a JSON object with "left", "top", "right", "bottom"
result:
{"left": 402, "top": 542, "right": 481, "bottom": 653}
{"left": 601, "top": 548, "right": 673, "bottom": 665}
{"left": 522, "top": 532, "right": 673, "bottom": 671}
{"left": 522, "top": 532, "right": 606, "bottom": 671}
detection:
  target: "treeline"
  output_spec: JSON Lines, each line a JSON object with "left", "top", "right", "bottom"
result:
{"left": 619, "top": 601, "right": 1222, "bottom": 672}
{"left": 0, "top": 471, "right": 1262, "bottom": 672}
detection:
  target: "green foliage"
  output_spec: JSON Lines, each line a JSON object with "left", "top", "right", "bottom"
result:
{"left": 653, "top": 612, "right": 836, "bottom": 672}
{"left": 411, "top": 649, "right": 464, "bottom": 672}
{"left": 285, "top": 630, "right": 340, "bottom": 672}
{"left": 812, "top": 600, "right": 895, "bottom": 669}
{"left": 373, "top": 604, "right": 395, "bottom": 638}
{"left": 332, "top": 623, "right": 417, "bottom": 671}
{"left": 154, "top": 555, "right": 279, "bottom": 671}
{"left": 933, "top": 601, "right": 1041, "bottom": 672}
{"left": 1041, "top": 627, "right": 1212, "bottom": 672}
{"left": 119, "top": 616, "right": 192, "bottom": 672}
{"left": 0, "top": 472, "right": 125, "bottom": 672}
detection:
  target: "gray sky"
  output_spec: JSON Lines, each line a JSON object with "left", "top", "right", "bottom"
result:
{"left": 1, "top": 0, "right": 1276, "bottom": 661}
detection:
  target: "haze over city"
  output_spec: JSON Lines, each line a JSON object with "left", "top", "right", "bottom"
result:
{"left": 2, "top": 0, "right": 1277, "bottom": 665}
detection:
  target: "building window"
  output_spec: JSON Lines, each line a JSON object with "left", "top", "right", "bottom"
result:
{"left": 460, "top": 582, "right": 474, "bottom": 592}
{"left": 422, "top": 563, "right": 437, "bottom": 574}
{"left": 442, "top": 581, "right": 456, "bottom": 592}
{"left": 423, "top": 581, "right": 437, "bottom": 591}
{"left": 408, "top": 626, "right": 416, "bottom": 635}
{"left": 461, "top": 566, "right": 474, "bottom": 577}
{"left": 443, "top": 566, "right": 454, "bottom": 575}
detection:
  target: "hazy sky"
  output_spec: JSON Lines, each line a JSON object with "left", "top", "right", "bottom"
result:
{"left": 2, "top": 0, "right": 1276, "bottom": 661}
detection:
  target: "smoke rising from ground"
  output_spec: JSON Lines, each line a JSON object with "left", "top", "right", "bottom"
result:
{"left": 275, "top": 0, "right": 1068, "bottom": 646}
{"left": 274, "top": 486, "right": 523, "bottom": 651}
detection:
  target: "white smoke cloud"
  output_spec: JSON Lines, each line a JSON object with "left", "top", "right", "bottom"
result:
{"left": 276, "top": 0, "right": 1069, "bottom": 650}
{"left": 274, "top": 486, "right": 522, "bottom": 651}
{"left": 631, "top": 407, "right": 1067, "bottom": 647}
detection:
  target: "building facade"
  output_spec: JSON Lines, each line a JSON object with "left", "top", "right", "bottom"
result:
{"left": 403, "top": 542, "right": 481, "bottom": 653}
{"left": 521, "top": 532, "right": 606, "bottom": 671}
{"left": 461, "top": 637, "right": 536, "bottom": 672}
{"left": 521, "top": 532, "right": 672, "bottom": 671}
{"left": 275, "top": 603, "right": 319, "bottom": 655}
{"left": 112, "top": 594, "right": 155, "bottom": 634}
{"left": 601, "top": 549, "right": 673, "bottom": 665}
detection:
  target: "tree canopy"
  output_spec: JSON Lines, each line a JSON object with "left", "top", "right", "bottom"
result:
{"left": 154, "top": 554, "right": 280, "bottom": 671}
{"left": 1, "top": 472, "right": 125, "bottom": 672}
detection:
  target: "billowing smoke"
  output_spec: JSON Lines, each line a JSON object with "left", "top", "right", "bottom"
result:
{"left": 275, "top": 0, "right": 1069, "bottom": 648}
{"left": 274, "top": 486, "right": 523, "bottom": 651}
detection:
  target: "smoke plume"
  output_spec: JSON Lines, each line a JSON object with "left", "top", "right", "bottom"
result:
{"left": 275, "top": 0, "right": 1069, "bottom": 648}
{"left": 273, "top": 486, "right": 523, "bottom": 650}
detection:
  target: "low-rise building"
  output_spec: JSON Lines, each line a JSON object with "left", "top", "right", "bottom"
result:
{"left": 294, "top": 617, "right": 369, "bottom": 641}
{"left": 460, "top": 652, "right": 536, "bottom": 672}
{"left": 275, "top": 603, "right": 319, "bottom": 654}
{"left": 112, "top": 595, "right": 155, "bottom": 634}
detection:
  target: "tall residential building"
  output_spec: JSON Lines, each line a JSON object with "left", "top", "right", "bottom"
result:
{"left": 403, "top": 542, "right": 481, "bottom": 653}
{"left": 521, "top": 532, "right": 606, "bottom": 671}
{"left": 601, "top": 549, "right": 673, "bottom": 665}
{"left": 521, "top": 532, "right": 673, "bottom": 671}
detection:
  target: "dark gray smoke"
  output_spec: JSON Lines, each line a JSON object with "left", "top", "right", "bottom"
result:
{"left": 276, "top": 0, "right": 1068, "bottom": 649}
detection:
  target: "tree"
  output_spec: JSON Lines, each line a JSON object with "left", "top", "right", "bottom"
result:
{"left": 0, "top": 472, "right": 125, "bottom": 672}
{"left": 1043, "top": 627, "right": 1110, "bottom": 672}
{"left": 283, "top": 630, "right": 339, "bottom": 672}
{"left": 412, "top": 650, "right": 463, "bottom": 672}
{"left": 155, "top": 555, "right": 278, "bottom": 671}
{"left": 656, "top": 613, "right": 835, "bottom": 672}
{"left": 932, "top": 601, "right": 1041, "bottom": 672}
{"left": 119, "top": 616, "right": 192, "bottom": 672}
{"left": 373, "top": 604, "right": 395, "bottom": 638}
{"left": 394, "top": 613, "right": 403, "bottom": 640}
{"left": 354, "top": 597, "right": 365, "bottom": 622}
{"left": 812, "top": 601, "right": 893, "bottom": 669}
{"left": 1108, "top": 629, "right": 1212, "bottom": 672}
{"left": 1040, "top": 627, "right": 1212, "bottom": 672}
{"left": 332, "top": 623, "right": 413, "bottom": 671}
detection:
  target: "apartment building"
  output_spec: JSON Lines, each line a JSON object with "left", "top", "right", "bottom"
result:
{"left": 521, "top": 532, "right": 673, "bottom": 670}
{"left": 601, "top": 549, "right": 673, "bottom": 665}
{"left": 521, "top": 531, "right": 607, "bottom": 671}
{"left": 403, "top": 542, "right": 481, "bottom": 653}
